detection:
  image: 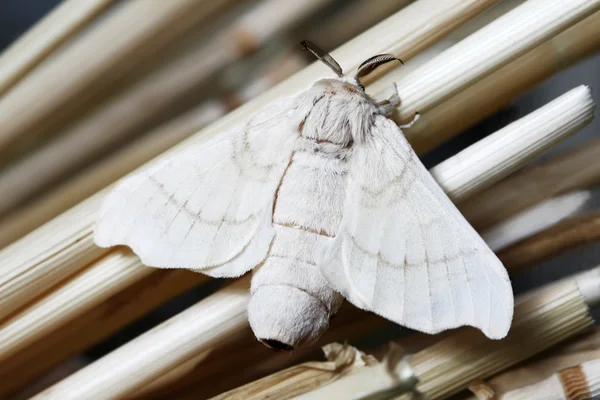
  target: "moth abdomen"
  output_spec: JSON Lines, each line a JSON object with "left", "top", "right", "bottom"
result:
{"left": 248, "top": 140, "right": 348, "bottom": 349}
{"left": 249, "top": 249, "right": 343, "bottom": 349}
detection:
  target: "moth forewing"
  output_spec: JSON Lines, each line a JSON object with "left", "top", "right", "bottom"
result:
{"left": 94, "top": 95, "right": 301, "bottom": 277}
{"left": 319, "top": 115, "right": 514, "bottom": 340}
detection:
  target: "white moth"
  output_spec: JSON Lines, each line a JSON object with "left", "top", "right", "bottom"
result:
{"left": 95, "top": 41, "right": 513, "bottom": 350}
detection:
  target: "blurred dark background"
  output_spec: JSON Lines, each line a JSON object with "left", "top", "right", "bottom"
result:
{"left": 0, "top": 0, "right": 61, "bottom": 51}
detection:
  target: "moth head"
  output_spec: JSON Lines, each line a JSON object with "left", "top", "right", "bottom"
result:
{"left": 301, "top": 40, "right": 403, "bottom": 91}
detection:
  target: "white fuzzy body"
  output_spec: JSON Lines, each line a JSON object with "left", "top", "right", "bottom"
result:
{"left": 250, "top": 80, "right": 369, "bottom": 347}
{"left": 95, "top": 77, "right": 514, "bottom": 350}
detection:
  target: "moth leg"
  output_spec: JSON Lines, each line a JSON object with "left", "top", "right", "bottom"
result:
{"left": 377, "top": 83, "right": 421, "bottom": 128}
{"left": 377, "top": 82, "right": 402, "bottom": 115}
{"left": 387, "top": 84, "right": 401, "bottom": 107}
{"left": 398, "top": 112, "right": 420, "bottom": 129}
{"left": 377, "top": 100, "right": 394, "bottom": 116}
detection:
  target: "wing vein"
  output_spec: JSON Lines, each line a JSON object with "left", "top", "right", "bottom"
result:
{"left": 419, "top": 213, "right": 433, "bottom": 331}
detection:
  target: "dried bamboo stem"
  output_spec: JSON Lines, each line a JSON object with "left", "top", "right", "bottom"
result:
{"left": 498, "top": 211, "right": 600, "bottom": 273}
{"left": 558, "top": 327, "right": 600, "bottom": 355}
{"left": 10, "top": 15, "right": 586, "bottom": 250}
{"left": 0, "top": 0, "right": 333, "bottom": 216}
{"left": 304, "top": 0, "right": 411, "bottom": 50}
{"left": 132, "top": 305, "right": 387, "bottom": 399}
{"left": 481, "top": 191, "right": 593, "bottom": 252}
{"left": 0, "top": 57, "right": 302, "bottom": 392}
{"left": 429, "top": 86, "right": 594, "bottom": 202}
{"left": 0, "top": 269, "right": 205, "bottom": 398}
{"left": 205, "top": 272, "right": 597, "bottom": 400}
{"left": 461, "top": 138, "right": 600, "bottom": 231}
{"left": 491, "top": 359, "right": 600, "bottom": 399}
{"left": 0, "top": 193, "right": 106, "bottom": 322}
{"left": 404, "top": 10, "right": 600, "bottom": 154}
{"left": 296, "top": 278, "right": 595, "bottom": 400}
{"left": 131, "top": 352, "right": 214, "bottom": 399}
{"left": 172, "top": 0, "right": 497, "bottom": 143}
{"left": 28, "top": 88, "right": 594, "bottom": 399}
{"left": 365, "top": 0, "right": 528, "bottom": 96}
{"left": 390, "top": 0, "right": 600, "bottom": 121}
{"left": 0, "top": 0, "right": 235, "bottom": 153}
{"left": 467, "top": 349, "right": 600, "bottom": 398}
{"left": 0, "top": 103, "right": 223, "bottom": 248}
{"left": 410, "top": 282, "right": 594, "bottom": 399}
{"left": 0, "top": 0, "right": 117, "bottom": 96}
{"left": 207, "top": 273, "right": 600, "bottom": 400}
{"left": 0, "top": 0, "right": 499, "bottom": 332}
{"left": 211, "top": 343, "right": 378, "bottom": 400}
{"left": 0, "top": 250, "right": 153, "bottom": 364}
{"left": 32, "top": 277, "right": 251, "bottom": 400}
{"left": 12, "top": 358, "right": 89, "bottom": 400}
{"left": 0, "top": 53, "right": 306, "bottom": 249}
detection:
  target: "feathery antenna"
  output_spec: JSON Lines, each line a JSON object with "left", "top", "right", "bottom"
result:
{"left": 355, "top": 54, "right": 402, "bottom": 80}
{"left": 301, "top": 40, "right": 343, "bottom": 77}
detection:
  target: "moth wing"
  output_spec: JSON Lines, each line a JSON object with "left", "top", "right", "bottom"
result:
{"left": 321, "top": 116, "right": 513, "bottom": 339}
{"left": 95, "top": 97, "right": 299, "bottom": 277}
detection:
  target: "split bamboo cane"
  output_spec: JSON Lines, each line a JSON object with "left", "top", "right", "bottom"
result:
{"left": 0, "top": 0, "right": 117, "bottom": 96}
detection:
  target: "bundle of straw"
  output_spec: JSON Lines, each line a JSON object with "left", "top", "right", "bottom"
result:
{"left": 0, "top": 0, "right": 598, "bottom": 398}
{"left": 466, "top": 328, "right": 600, "bottom": 399}
{"left": 25, "top": 86, "right": 595, "bottom": 399}
{"left": 214, "top": 267, "right": 599, "bottom": 399}
{"left": 488, "top": 360, "right": 600, "bottom": 400}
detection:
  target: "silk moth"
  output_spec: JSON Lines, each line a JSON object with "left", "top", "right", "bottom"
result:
{"left": 95, "top": 41, "right": 513, "bottom": 350}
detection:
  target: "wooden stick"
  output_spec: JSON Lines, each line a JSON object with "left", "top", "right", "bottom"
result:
{"left": 292, "top": 277, "right": 596, "bottom": 400}
{"left": 0, "top": 0, "right": 117, "bottom": 96}
{"left": 202, "top": 271, "right": 597, "bottom": 400}
{"left": 365, "top": 0, "right": 529, "bottom": 96}
{"left": 0, "top": 0, "right": 236, "bottom": 154}
{"left": 31, "top": 276, "right": 251, "bottom": 400}
{"left": 411, "top": 279, "right": 594, "bottom": 400}
{"left": 304, "top": 0, "right": 411, "bottom": 50}
{"left": 26, "top": 88, "right": 595, "bottom": 398}
{"left": 498, "top": 210, "right": 600, "bottom": 273}
{"left": 0, "top": 56, "right": 304, "bottom": 393}
{"left": 132, "top": 305, "right": 387, "bottom": 399}
{"left": 0, "top": 0, "right": 499, "bottom": 335}
{"left": 356, "top": 0, "right": 513, "bottom": 88}
{"left": 429, "top": 86, "right": 594, "bottom": 202}
{"left": 558, "top": 327, "right": 600, "bottom": 355}
{"left": 210, "top": 343, "right": 379, "bottom": 400}
{"left": 466, "top": 349, "right": 600, "bottom": 398}
{"left": 460, "top": 137, "right": 600, "bottom": 231}
{"left": 481, "top": 190, "right": 593, "bottom": 252}
{"left": 0, "top": 250, "right": 154, "bottom": 364}
{"left": 404, "top": 10, "right": 600, "bottom": 154}
{"left": 207, "top": 274, "right": 597, "bottom": 400}
{"left": 175, "top": 0, "right": 498, "bottom": 142}
{"left": 0, "top": 52, "right": 304, "bottom": 319}
{"left": 0, "top": 0, "right": 334, "bottom": 217}
{"left": 390, "top": 0, "right": 600, "bottom": 122}
{"left": 11, "top": 357, "right": 90, "bottom": 400}
{"left": 0, "top": 193, "right": 106, "bottom": 322}
{"left": 0, "top": 270, "right": 205, "bottom": 398}
{"left": 0, "top": 53, "right": 306, "bottom": 249}
{"left": 480, "top": 359, "right": 600, "bottom": 399}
